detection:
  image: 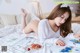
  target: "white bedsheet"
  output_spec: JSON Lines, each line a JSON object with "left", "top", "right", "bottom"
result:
{"left": 0, "top": 23, "right": 80, "bottom": 53}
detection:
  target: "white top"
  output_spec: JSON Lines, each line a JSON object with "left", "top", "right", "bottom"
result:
{"left": 38, "top": 19, "right": 61, "bottom": 44}
{"left": 38, "top": 19, "right": 75, "bottom": 45}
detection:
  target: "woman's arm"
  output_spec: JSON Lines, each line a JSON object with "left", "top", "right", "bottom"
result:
{"left": 74, "top": 34, "right": 80, "bottom": 39}
{"left": 66, "top": 33, "right": 80, "bottom": 40}
{"left": 38, "top": 20, "right": 64, "bottom": 46}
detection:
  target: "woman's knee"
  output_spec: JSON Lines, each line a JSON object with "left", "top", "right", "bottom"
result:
{"left": 22, "top": 23, "right": 32, "bottom": 34}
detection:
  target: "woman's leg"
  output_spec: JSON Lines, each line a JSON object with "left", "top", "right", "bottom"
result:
{"left": 21, "top": 8, "right": 28, "bottom": 30}
{"left": 23, "top": 19, "right": 39, "bottom": 34}
{"left": 21, "top": 8, "right": 40, "bottom": 34}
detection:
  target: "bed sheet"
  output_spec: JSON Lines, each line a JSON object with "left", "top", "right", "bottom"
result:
{"left": 11, "top": 35, "right": 80, "bottom": 53}
{"left": 0, "top": 23, "right": 80, "bottom": 53}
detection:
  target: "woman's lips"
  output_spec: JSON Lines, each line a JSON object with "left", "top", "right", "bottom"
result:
{"left": 56, "top": 24, "right": 60, "bottom": 28}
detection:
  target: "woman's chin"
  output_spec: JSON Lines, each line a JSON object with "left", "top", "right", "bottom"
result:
{"left": 56, "top": 24, "right": 60, "bottom": 28}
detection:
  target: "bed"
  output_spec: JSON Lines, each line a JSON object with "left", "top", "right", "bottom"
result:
{"left": 0, "top": 13, "right": 80, "bottom": 53}
{"left": 0, "top": 22, "right": 80, "bottom": 53}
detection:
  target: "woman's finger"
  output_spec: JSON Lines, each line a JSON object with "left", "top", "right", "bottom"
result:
{"left": 59, "top": 41, "right": 65, "bottom": 46}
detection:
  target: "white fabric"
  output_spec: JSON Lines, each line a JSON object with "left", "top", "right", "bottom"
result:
{"left": 72, "top": 23, "right": 80, "bottom": 34}
{"left": 37, "top": 19, "right": 80, "bottom": 45}
{"left": 66, "top": 33, "right": 75, "bottom": 39}
{"left": 38, "top": 19, "right": 61, "bottom": 45}
{"left": 0, "top": 23, "right": 80, "bottom": 53}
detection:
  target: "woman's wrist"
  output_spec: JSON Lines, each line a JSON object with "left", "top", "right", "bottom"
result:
{"left": 54, "top": 38, "right": 59, "bottom": 45}
{"left": 74, "top": 34, "right": 77, "bottom": 38}
{"left": 73, "top": 34, "right": 80, "bottom": 39}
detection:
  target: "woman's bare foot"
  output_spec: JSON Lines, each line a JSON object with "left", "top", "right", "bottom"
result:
{"left": 21, "top": 8, "right": 28, "bottom": 29}
{"left": 21, "top": 8, "right": 28, "bottom": 18}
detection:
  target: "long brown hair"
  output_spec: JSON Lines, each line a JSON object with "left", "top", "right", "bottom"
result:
{"left": 46, "top": 3, "right": 72, "bottom": 37}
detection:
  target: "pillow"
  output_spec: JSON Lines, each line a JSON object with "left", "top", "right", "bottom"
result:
{"left": 72, "top": 23, "right": 80, "bottom": 34}
{"left": 0, "top": 14, "right": 17, "bottom": 26}
{"left": 0, "top": 24, "right": 4, "bottom": 28}
{"left": 0, "top": 17, "right": 4, "bottom": 27}
{"left": 16, "top": 14, "right": 22, "bottom": 24}
{"left": 0, "top": 17, "right": 2, "bottom": 24}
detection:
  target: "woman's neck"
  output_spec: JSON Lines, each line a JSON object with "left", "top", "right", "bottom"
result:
{"left": 48, "top": 20, "right": 59, "bottom": 32}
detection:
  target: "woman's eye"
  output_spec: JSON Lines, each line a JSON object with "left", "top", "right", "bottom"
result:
{"left": 61, "top": 17, "right": 64, "bottom": 19}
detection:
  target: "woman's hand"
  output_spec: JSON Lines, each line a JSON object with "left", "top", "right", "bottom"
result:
{"left": 56, "top": 39, "right": 65, "bottom": 46}
{"left": 74, "top": 34, "right": 80, "bottom": 38}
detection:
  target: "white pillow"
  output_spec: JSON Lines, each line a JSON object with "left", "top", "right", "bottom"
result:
{"left": 0, "top": 14, "right": 17, "bottom": 26}
{"left": 0, "top": 17, "right": 2, "bottom": 24}
{"left": 72, "top": 23, "right": 80, "bottom": 34}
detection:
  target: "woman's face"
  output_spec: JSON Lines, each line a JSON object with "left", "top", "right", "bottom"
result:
{"left": 54, "top": 12, "right": 69, "bottom": 27}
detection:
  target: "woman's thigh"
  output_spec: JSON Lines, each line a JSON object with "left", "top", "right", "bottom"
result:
{"left": 23, "top": 19, "right": 39, "bottom": 33}
{"left": 30, "top": 19, "right": 40, "bottom": 33}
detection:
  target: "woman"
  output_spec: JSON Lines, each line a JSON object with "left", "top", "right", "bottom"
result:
{"left": 21, "top": 3, "right": 80, "bottom": 47}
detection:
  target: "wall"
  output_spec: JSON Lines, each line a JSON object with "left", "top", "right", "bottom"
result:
{"left": 0, "top": 0, "right": 56, "bottom": 15}
{"left": 39, "top": 0, "right": 56, "bottom": 13}
{"left": 0, "top": 0, "right": 33, "bottom": 15}
{"left": 0, "top": 0, "right": 79, "bottom": 15}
